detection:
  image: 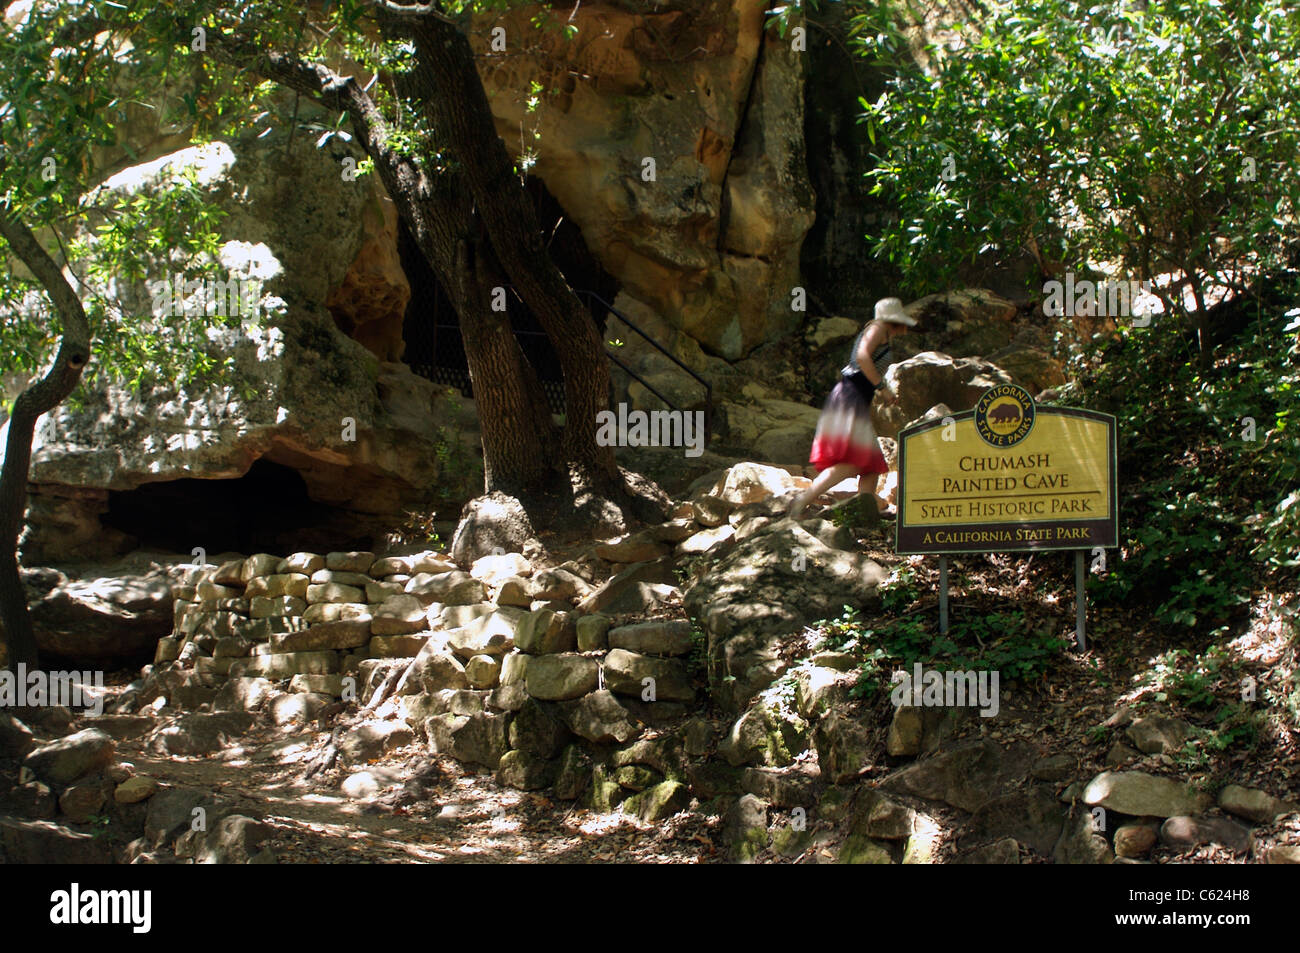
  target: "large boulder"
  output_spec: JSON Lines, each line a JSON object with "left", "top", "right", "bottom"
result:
{"left": 871, "top": 351, "right": 1014, "bottom": 439}
{"left": 905, "top": 289, "right": 1018, "bottom": 356}
{"left": 987, "top": 344, "right": 1066, "bottom": 395}
{"left": 450, "top": 493, "right": 539, "bottom": 568}
{"left": 711, "top": 462, "right": 802, "bottom": 505}
{"left": 1082, "top": 771, "right": 1213, "bottom": 819}
{"left": 23, "top": 729, "right": 116, "bottom": 785}
{"left": 720, "top": 697, "right": 810, "bottom": 768}
{"left": 882, "top": 740, "right": 1034, "bottom": 814}
{"left": 1217, "top": 784, "right": 1299, "bottom": 824}
{"left": 1159, "top": 815, "right": 1253, "bottom": 854}
{"left": 683, "top": 518, "right": 886, "bottom": 711}
{"left": 19, "top": 555, "right": 173, "bottom": 661}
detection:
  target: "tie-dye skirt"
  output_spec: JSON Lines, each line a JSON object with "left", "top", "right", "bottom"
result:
{"left": 809, "top": 375, "right": 888, "bottom": 474}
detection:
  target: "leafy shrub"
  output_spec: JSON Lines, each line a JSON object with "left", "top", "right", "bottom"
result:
{"left": 1060, "top": 297, "right": 1300, "bottom": 628}
{"left": 855, "top": 0, "right": 1300, "bottom": 362}
{"left": 815, "top": 580, "right": 1071, "bottom": 701}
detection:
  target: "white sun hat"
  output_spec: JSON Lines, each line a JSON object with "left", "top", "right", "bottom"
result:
{"left": 875, "top": 297, "right": 918, "bottom": 326}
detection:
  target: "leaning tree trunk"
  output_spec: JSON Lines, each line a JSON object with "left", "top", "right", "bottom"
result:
{"left": 448, "top": 231, "right": 557, "bottom": 495}
{"left": 0, "top": 210, "right": 92, "bottom": 671}
{"left": 365, "top": 149, "right": 559, "bottom": 497}
{"left": 406, "top": 13, "right": 622, "bottom": 488}
{"left": 234, "top": 41, "right": 565, "bottom": 497}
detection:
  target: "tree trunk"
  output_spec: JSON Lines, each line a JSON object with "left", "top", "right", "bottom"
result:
{"left": 450, "top": 238, "right": 557, "bottom": 495}
{"left": 406, "top": 14, "right": 621, "bottom": 486}
{"left": 0, "top": 211, "right": 92, "bottom": 671}
{"left": 372, "top": 165, "right": 560, "bottom": 497}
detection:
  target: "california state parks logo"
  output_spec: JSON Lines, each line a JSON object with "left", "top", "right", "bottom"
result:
{"left": 974, "top": 384, "right": 1035, "bottom": 447}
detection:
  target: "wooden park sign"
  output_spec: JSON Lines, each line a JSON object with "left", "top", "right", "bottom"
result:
{"left": 895, "top": 384, "right": 1117, "bottom": 648}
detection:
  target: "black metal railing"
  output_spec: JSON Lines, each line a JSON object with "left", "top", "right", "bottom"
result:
{"left": 407, "top": 290, "right": 713, "bottom": 437}
{"left": 577, "top": 290, "right": 714, "bottom": 438}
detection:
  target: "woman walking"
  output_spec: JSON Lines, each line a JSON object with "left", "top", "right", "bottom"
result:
{"left": 788, "top": 297, "right": 916, "bottom": 520}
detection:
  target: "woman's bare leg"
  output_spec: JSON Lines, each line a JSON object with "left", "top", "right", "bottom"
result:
{"left": 789, "top": 463, "right": 859, "bottom": 520}
{"left": 866, "top": 472, "right": 891, "bottom": 512}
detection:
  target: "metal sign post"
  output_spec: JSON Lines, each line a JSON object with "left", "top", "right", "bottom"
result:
{"left": 938, "top": 556, "right": 949, "bottom": 634}
{"left": 1075, "top": 550, "right": 1087, "bottom": 651}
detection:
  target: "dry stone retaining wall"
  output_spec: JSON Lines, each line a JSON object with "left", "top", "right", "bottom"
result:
{"left": 151, "top": 545, "right": 705, "bottom": 814}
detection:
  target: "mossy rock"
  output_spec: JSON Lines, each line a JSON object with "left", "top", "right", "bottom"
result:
{"left": 584, "top": 763, "right": 625, "bottom": 812}
{"left": 614, "top": 764, "right": 661, "bottom": 792}
{"left": 837, "top": 834, "right": 894, "bottom": 864}
{"left": 686, "top": 762, "right": 745, "bottom": 799}
{"left": 624, "top": 780, "right": 691, "bottom": 823}
{"left": 733, "top": 826, "right": 769, "bottom": 863}
{"left": 719, "top": 702, "right": 811, "bottom": 768}
{"left": 554, "top": 744, "right": 592, "bottom": 801}
{"left": 496, "top": 749, "right": 558, "bottom": 791}
{"left": 816, "top": 784, "right": 852, "bottom": 824}
{"left": 772, "top": 824, "right": 813, "bottom": 857}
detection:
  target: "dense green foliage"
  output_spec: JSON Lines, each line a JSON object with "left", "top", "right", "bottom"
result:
{"left": 814, "top": 569, "right": 1073, "bottom": 701}
{"left": 0, "top": 0, "right": 581, "bottom": 405}
{"left": 0, "top": 2, "right": 234, "bottom": 399}
{"left": 1059, "top": 295, "right": 1300, "bottom": 633}
{"left": 855, "top": 0, "right": 1300, "bottom": 355}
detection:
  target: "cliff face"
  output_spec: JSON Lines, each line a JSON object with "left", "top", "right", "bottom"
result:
{"left": 800, "top": 1, "right": 898, "bottom": 317}
{"left": 471, "top": 0, "right": 815, "bottom": 362}
{"left": 1, "top": 4, "right": 857, "bottom": 563}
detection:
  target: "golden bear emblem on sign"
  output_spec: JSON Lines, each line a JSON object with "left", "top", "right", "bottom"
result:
{"left": 975, "top": 384, "right": 1035, "bottom": 447}
{"left": 987, "top": 402, "right": 1021, "bottom": 424}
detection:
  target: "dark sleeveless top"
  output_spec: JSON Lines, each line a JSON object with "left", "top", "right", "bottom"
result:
{"left": 841, "top": 324, "right": 893, "bottom": 399}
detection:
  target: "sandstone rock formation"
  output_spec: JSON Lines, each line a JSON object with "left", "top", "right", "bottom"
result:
{"left": 21, "top": 553, "right": 175, "bottom": 661}
{"left": 6, "top": 134, "right": 481, "bottom": 563}
{"left": 871, "top": 351, "right": 1015, "bottom": 440}
{"left": 473, "top": 1, "right": 815, "bottom": 364}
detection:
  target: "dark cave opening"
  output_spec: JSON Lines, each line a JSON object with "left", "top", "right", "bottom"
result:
{"left": 101, "top": 459, "right": 351, "bottom": 557}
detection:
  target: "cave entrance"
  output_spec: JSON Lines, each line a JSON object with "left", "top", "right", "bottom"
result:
{"left": 101, "top": 459, "right": 360, "bottom": 556}
{"left": 398, "top": 175, "right": 620, "bottom": 414}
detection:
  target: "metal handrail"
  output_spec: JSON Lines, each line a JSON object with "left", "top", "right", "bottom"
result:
{"left": 576, "top": 290, "right": 714, "bottom": 437}
{"left": 427, "top": 291, "right": 715, "bottom": 438}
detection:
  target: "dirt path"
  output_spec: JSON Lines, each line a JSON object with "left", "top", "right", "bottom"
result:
{"left": 118, "top": 725, "right": 724, "bottom": 864}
